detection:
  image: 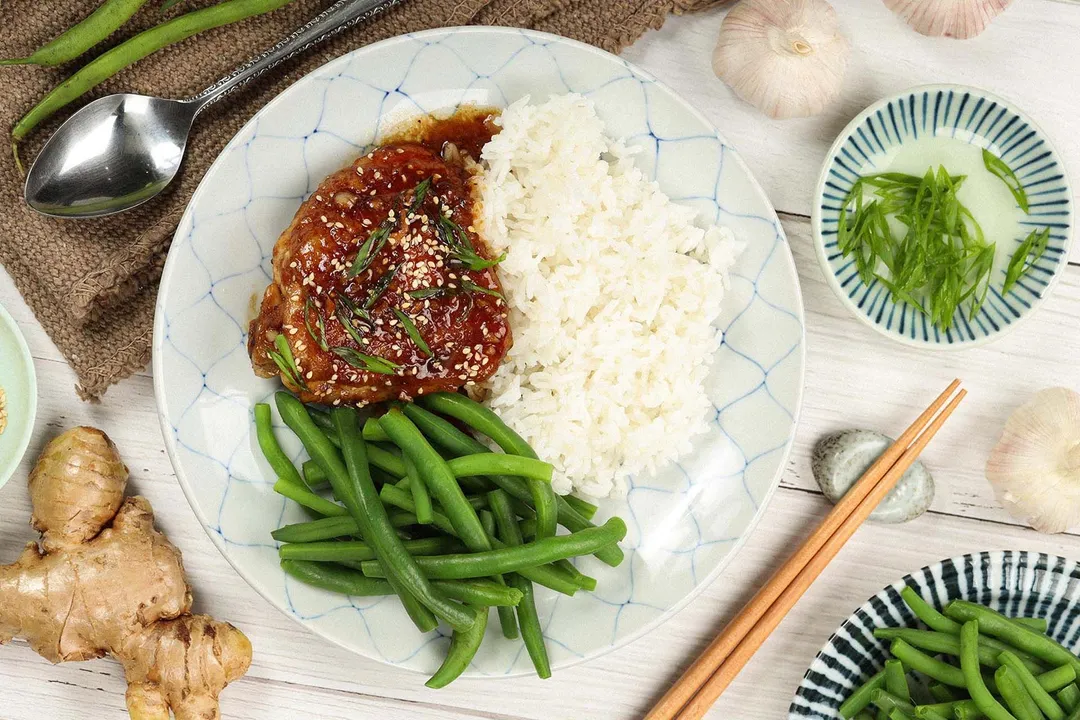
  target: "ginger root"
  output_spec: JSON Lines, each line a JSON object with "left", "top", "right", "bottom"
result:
{"left": 0, "top": 427, "right": 252, "bottom": 720}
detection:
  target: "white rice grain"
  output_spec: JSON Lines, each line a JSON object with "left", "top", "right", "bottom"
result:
{"left": 476, "top": 94, "right": 743, "bottom": 498}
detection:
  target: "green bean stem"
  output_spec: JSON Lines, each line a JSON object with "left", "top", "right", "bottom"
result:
{"left": 415, "top": 394, "right": 558, "bottom": 540}
{"left": 489, "top": 489, "right": 551, "bottom": 679}
{"left": 961, "top": 620, "right": 1019, "bottom": 720}
{"left": 13, "top": 0, "right": 297, "bottom": 141}
{"left": 426, "top": 606, "right": 489, "bottom": 689}
{"left": 2, "top": 0, "right": 150, "bottom": 66}
{"left": 275, "top": 394, "right": 473, "bottom": 631}
{"left": 999, "top": 650, "right": 1065, "bottom": 720}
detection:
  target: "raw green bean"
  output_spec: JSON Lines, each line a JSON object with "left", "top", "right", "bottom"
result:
{"left": 871, "top": 690, "right": 915, "bottom": 715}
{"left": 363, "top": 417, "right": 391, "bottom": 442}
{"left": 948, "top": 601, "right": 1080, "bottom": 678}
{"left": 891, "top": 639, "right": 965, "bottom": 687}
{"left": 489, "top": 489, "right": 550, "bottom": 679}
{"left": 378, "top": 483, "right": 580, "bottom": 596}
{"left": 564, "top": 494, "right": 598, "bottom": 520}
{"left": 841, "top": 671, "right": 885, "bottom": 719}
{"left": 402, "top": 402, "right": 622, "bottom": 566}
{"left": 273, "top": 479, "right": 347, "bottom": 517}
{"left": 272, "top": 516, "right": 359, "bottom": 543}
{"left": 1060, "top": 684, "right": 1080, "bottom": 712}
{"left": 995, "top": 666, "right": 1042, "bottom": 720}
{"left": 426, "top": 605, "right": 489, "bottom": 689}
{"left": 360, "top": 518, "right": 626, "bottom": 580}
{"left": 403, "top": 455, "right": 432, "bottom": 525}
{"left": 874, "top": 628, "right": 1045, "bottom": 673}
{"left": 302, "top": 459, "right": 329, "bottom": 489}
{"left": 1068, "top": 705, "right": 1080, "bottom": 720}
{"left": 446, "top": 454, "right": 554, "bottom": 483}
{"left": 1014, "top": 618, "right": 1049, "bottom": 634}
{"left": 999, "top": 651, "right": 1065, "bottom": 720}
{"left": 889, "top": 710, "right": 916, "bottom": 720}
{"left": 276, "top": 394, "right": 473, "bottom": 630}
{"left": 12, "top": 0, "right": 297, "bottom": 142}
{"left": 255, "top": 403, "right": 304, "bottom": 488}
{"left": 855, "top": 713, "right": 876, "bottom": 720}
{"left": 417, "top": 394, "right": 558, "bottom": 541}
{"left": 886, "top": 657, "right": 911, "bottom": 708}
{"left": 278, "top": 536, "right": 458, "bottom": 562}
{"left": 902, "top": 587, "right": 961, "bottom": 633}
{"left": 379, "top": 409, "right": 490, "bottom": 551}
{"left": 961, "top": 620, "right": 1018, "bottom": 720}
{"left": 1, "top": 0, "right": 150, "bottom": 66}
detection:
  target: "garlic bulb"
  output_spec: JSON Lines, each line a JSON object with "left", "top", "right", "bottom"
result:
{"left": 712, "top": 0, "right": 850, "bottom": 120}
{"left": 986, "top": 388, "right": 1080, "bottom": 534}
{"left": 883, "top": 0, "right": 1014, "bottom": 39}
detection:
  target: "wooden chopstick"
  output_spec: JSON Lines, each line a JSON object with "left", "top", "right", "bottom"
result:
{"left": 646, "top": 380, "right": 966, "bottom": 720}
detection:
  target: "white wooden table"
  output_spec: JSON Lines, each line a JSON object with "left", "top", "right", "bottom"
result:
{"left": 2, "top": 2, "right": 1080, "bottom": 717}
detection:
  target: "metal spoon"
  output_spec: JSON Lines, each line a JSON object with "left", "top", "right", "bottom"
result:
{"left": 24, "top": 0, "right": 404, "bottom": 219}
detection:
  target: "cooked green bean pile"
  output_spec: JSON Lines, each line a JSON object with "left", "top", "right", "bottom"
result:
{"left": 840, "top": 587, "right": 1080, "bottom": 720}
{"left": 257, "top": 391, "right": 625, "bottom": 687}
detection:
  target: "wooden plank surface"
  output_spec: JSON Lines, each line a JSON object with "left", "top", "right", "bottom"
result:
{"left": 2, "top": 1, "right": 1080, "bottom": 717}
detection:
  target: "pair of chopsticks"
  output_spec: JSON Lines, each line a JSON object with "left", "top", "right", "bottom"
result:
{"left": 645, "top": 379, "right": 967, "bottom": 720}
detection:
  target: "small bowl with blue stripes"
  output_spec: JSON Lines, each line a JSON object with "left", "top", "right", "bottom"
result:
{"left": 812, "top": 84, "right": 1073, "bottom": 348}
{"left": 789, "top": 551, "right": 1080, "bottom": 718}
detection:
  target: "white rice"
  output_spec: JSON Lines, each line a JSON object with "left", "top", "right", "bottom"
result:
{"left": 476, "top": 94, "right": 743, "bottom": 498}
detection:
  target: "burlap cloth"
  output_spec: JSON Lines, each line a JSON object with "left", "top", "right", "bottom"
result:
{"left": 0, "top": 0, "right": 718, "bottom": 399}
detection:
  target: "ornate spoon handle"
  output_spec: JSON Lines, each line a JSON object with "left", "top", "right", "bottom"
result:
{"left": 189, "top": 0, "right": 405, "bottom": 112}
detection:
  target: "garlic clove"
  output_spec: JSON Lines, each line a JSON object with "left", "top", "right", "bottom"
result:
{"left": 712, "top": 0, "right": 850, "bottom": 120}
{"left": 882, "top": 0, "right": 1014, "bottom": 39}
{"left": 986, "top": 387, "right": 1080, "bottom": 534}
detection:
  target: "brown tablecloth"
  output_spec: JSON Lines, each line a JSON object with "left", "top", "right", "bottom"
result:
{"left": 0, "top": 0, "right": 719, "bottom": 399}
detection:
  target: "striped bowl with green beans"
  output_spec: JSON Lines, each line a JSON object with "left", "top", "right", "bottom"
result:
{"left": 790, "top": 552, "right": 1080, "bottom": 719}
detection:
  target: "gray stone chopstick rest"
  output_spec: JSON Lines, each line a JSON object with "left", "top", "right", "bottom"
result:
{"left": 812, "top": 430, "right": 934, "bottom": 523}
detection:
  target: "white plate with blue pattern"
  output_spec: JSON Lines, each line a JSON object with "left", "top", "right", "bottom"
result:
{"left": 812, "top": 84, "right": 1073, "bottom": 349}
{"left": 153, "top": 27, "right": 805, "bottom": 676}
{"left": 790, "top": 551, "right": 1080, "bottom": 718}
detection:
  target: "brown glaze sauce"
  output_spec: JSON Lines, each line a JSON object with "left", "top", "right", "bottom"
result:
{"left": 248, "top": 107, "right": 511, "bottom": 405}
